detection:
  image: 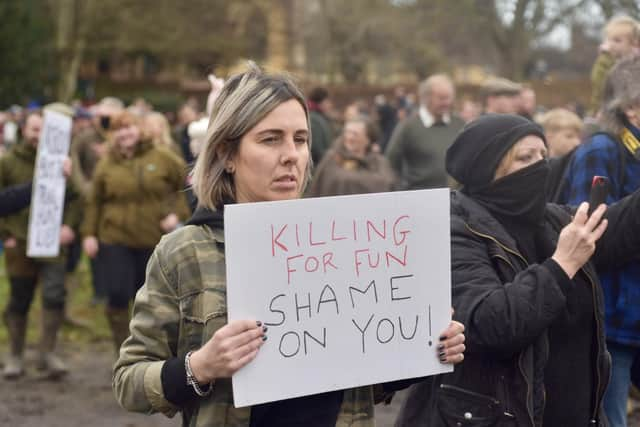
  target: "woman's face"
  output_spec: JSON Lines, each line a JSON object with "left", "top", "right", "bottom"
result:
{"left": 230, "top": 99, "right": 309, "bottom": 203}
{"left": 113, "top": 124, "right": 141, "bottom": 152}
{"left": 342, "top": 121, "right": 369, "bottom": 157}
{"left": 495, "top": 135, "right": 547, "bottom": 180}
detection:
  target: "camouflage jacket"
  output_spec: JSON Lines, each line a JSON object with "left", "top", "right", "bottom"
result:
{"left": 113, "top": 223, "right": 376, "bottom": 427}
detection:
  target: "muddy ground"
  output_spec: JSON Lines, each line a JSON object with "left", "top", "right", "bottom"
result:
{"left": 0, "top": 341, "right": 177, "bottom": 427}
{"left": 0, "top": 341, "right": 638, "bottom": 427}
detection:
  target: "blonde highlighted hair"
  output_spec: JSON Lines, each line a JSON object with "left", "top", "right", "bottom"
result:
{"left": 604, "top": 15, "right": 640, "bottom": 44}
{"left": 143, "top": 112, "right": 175, "bottom": 149}
{"left": 191, "top": 62, "right": 310, "bottom": 210}
{"left": 538, "top": 108, "right": 583, "bottom": 135}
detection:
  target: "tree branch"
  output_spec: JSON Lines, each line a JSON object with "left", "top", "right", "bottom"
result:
{"left": 537, "top": 0, "right": 589, "bottom": 36}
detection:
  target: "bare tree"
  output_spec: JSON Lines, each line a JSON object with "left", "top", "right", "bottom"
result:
{"left": 50, "top": 0, "right": 95, "bottom": 102}
{"left": 597, "top": 0, "right": 640, "bottom": 19}
{"left": 473, "top": 0, "right": 589, "bottom": 79}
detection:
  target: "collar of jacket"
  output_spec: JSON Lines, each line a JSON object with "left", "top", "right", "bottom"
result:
{"left": 13, "top": 140, "right": 37, "bottom": 161}
{"left": 186, "top": 206, "right": 225, "bottom": 243}
{"left": 108, "top": 138, "right": 154, "bottom": 161}
{"left": 333, "top": 142, "right": 375, "bottom": 165}
{"left": 451, "top": 190, "right": 522, "bottom": 253}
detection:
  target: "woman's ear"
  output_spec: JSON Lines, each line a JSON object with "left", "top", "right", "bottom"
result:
{"left": 216, "top": 143, "right": 235, "bottom": 173}
{"left": 225, "top": 160, "right": 235, "bottom": 174}
{"left": 623, "top": 106, "right": 640, "bottom": 126}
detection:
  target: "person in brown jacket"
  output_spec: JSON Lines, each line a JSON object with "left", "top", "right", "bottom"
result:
{"left": 308, "top": 116, "right": 396, "bottom": 197}
{"left": 81, "top": 111, "right": 190, "bottom": 352}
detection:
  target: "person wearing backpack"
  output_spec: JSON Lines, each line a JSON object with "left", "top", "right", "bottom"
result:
{"left": 561, "top": 55, "right": 640, "bottom": 427}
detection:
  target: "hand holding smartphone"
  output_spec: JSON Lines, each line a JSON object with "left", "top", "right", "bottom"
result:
{"left": 588, "top": 176, "right": 610, "bottom": 216}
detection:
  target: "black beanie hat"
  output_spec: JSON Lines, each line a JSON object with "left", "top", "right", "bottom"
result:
{"left": 445, "top": 114, "right": 546, "bottom": 191}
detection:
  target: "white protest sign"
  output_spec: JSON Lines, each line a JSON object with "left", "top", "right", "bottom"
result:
{"left": 27, "top": 110, "right": 72, "bottom": 258}
{"left": 225, "top": 189, "right": 451, "bottom": 407}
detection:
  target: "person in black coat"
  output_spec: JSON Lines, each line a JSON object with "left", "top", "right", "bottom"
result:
{"left": 0, "top": 157, "right": 71, "bottom": 217}
{"left": 0, "top": 182, "right": 32, "bottom": 217}
{"left": 395, "top": 114, "right": 640, "bottom": 426}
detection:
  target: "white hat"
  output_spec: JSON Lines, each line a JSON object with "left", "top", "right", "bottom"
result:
{"left": 188, "top": 117, "right": 210, "bottom": 139}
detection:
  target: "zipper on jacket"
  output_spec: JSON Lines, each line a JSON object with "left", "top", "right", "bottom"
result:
{"left": 517, "top": 350, "right": 536, "bottom": 427}
{"left": 581, "top": 268, "right": 604, "bottom": 422}
{"left": 137, "top": 158, "right": 144, "bottom": 231}
{"left": 465, "top": 224, "right": 529, "bottom": 268}
{"left": 136, "top": 158, "right": 144, "bottom": 194}
{"left": 439, "top": 383, "right": 500, "bottom": 404}
{"left": 464, "top": 223, "right": 536, "bottom": 426}
{"left": 440, "top": 384, "right": 516, "bottom": 419}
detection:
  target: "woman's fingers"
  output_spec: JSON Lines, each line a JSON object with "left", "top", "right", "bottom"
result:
{"left": 439, "top": 320, "right": 464, "bottom": 341}
{"left": 440, "top": 343, "right": 466, "bottom": 362}
{"left": 231, "top": 348, "right": 261, "bottom": 372}
{"left": 200, "top": 319, "right": 267, "bottom": 379}
{"left": 585, "top": 203, "right": 607, "bottom": 232}
{"left": 229, "top": 336, "right": 266, "bottom": 369}
{"left": 442, "top": 351, "right": 465, "bottom": 364}
{"left": 592, "top": 218, "right": 608, "bottom": 242}
{"left": 440, "top": 331, "right": 465, "bottom": 349}
{"left": 225, "top": 325, "right": 266, "bottom": 352}
{"left": 438, "top": 321, "right": 465, "bottom": 364}
{"left": 573, "top": 202, "right": 589, "bottom": 225}
{"left": 217, "top": 319, "right": 261, "bottom": 339}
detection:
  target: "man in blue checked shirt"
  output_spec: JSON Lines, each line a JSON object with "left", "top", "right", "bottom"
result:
{"left": 561, "top": 56, "right": 640, "bottom": 427}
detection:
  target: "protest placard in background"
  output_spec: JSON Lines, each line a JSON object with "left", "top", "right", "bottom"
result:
{"left": 27, "top": 110, "right": 72, "bottom": 258}
{"left": 225, "top": 189, "right": 451, "bottom": 407}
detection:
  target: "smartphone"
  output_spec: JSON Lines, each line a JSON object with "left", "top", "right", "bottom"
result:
{"left": 588, "top": 176, "right": 610, "bottom": 216}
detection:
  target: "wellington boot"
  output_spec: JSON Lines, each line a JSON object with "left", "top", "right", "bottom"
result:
{"left": 3, "top": 354, "right": 24, "bottom": 379}
{"left": 37, "top": 353, "right": 68, "bottom": 379}
{"left": 106, "top": 307, "right": 130, "bottom": 355}
{"left": 2, "top": 312, "right": 27, "bottom": 380}
{"left": 36, "top": 309, "right": 68, "bottom": 379}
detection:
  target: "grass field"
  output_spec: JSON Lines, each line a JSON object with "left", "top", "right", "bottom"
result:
{"left": 0, "top": 252, "right": 112, "bottom": 348}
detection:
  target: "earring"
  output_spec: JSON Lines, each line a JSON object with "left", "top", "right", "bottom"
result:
{"left": 225, "top": 165, "right": 235, "bottom": 174}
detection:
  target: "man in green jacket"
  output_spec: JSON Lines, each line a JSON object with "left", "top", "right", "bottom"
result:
{"left": 0, "top": 111, "right": 81, "bottom": 379}
{"left": 308, "top": 87, "right": 334, "bottom": 165}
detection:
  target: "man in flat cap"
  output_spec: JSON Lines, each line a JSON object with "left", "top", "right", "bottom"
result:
{"left": 482, "top": 77, "right": 522, "bottom": 115}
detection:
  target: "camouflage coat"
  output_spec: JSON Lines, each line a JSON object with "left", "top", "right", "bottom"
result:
{"left": 113, "top": 223, "right": 376, "bottom": 427}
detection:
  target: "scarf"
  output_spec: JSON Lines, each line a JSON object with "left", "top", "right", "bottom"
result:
{"left": 465, "top": 159, "right": 551, "bottom": 227}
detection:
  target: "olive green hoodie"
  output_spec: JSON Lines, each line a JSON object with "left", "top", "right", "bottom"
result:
{"left": 81, "top": 140, "right": 190, "bottom": 248}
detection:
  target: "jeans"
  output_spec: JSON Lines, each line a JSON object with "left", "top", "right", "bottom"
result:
{"left": 604, "top": 341, "right": 640, "bottom": 427}
{"left": 95, "top": 243, "right": 153, "bottom": 309}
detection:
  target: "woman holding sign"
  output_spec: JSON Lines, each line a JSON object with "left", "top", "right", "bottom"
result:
{"left": 113, "top": 64, "right": 465, "bottom": 427}
{"left": 395, "top": 114, "right": 640, "bottom": 426}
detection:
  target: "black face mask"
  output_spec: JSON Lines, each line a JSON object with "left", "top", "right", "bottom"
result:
{"left": 466, "top": 159, "right": 551, "bottom": 226}
{"left": 100, "top": 116, "right": 111, "bottom": 131}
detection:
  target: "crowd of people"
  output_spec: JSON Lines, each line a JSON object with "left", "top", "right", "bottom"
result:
{"left": 2, "top": 12, "right": 640, "bottom": 427}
